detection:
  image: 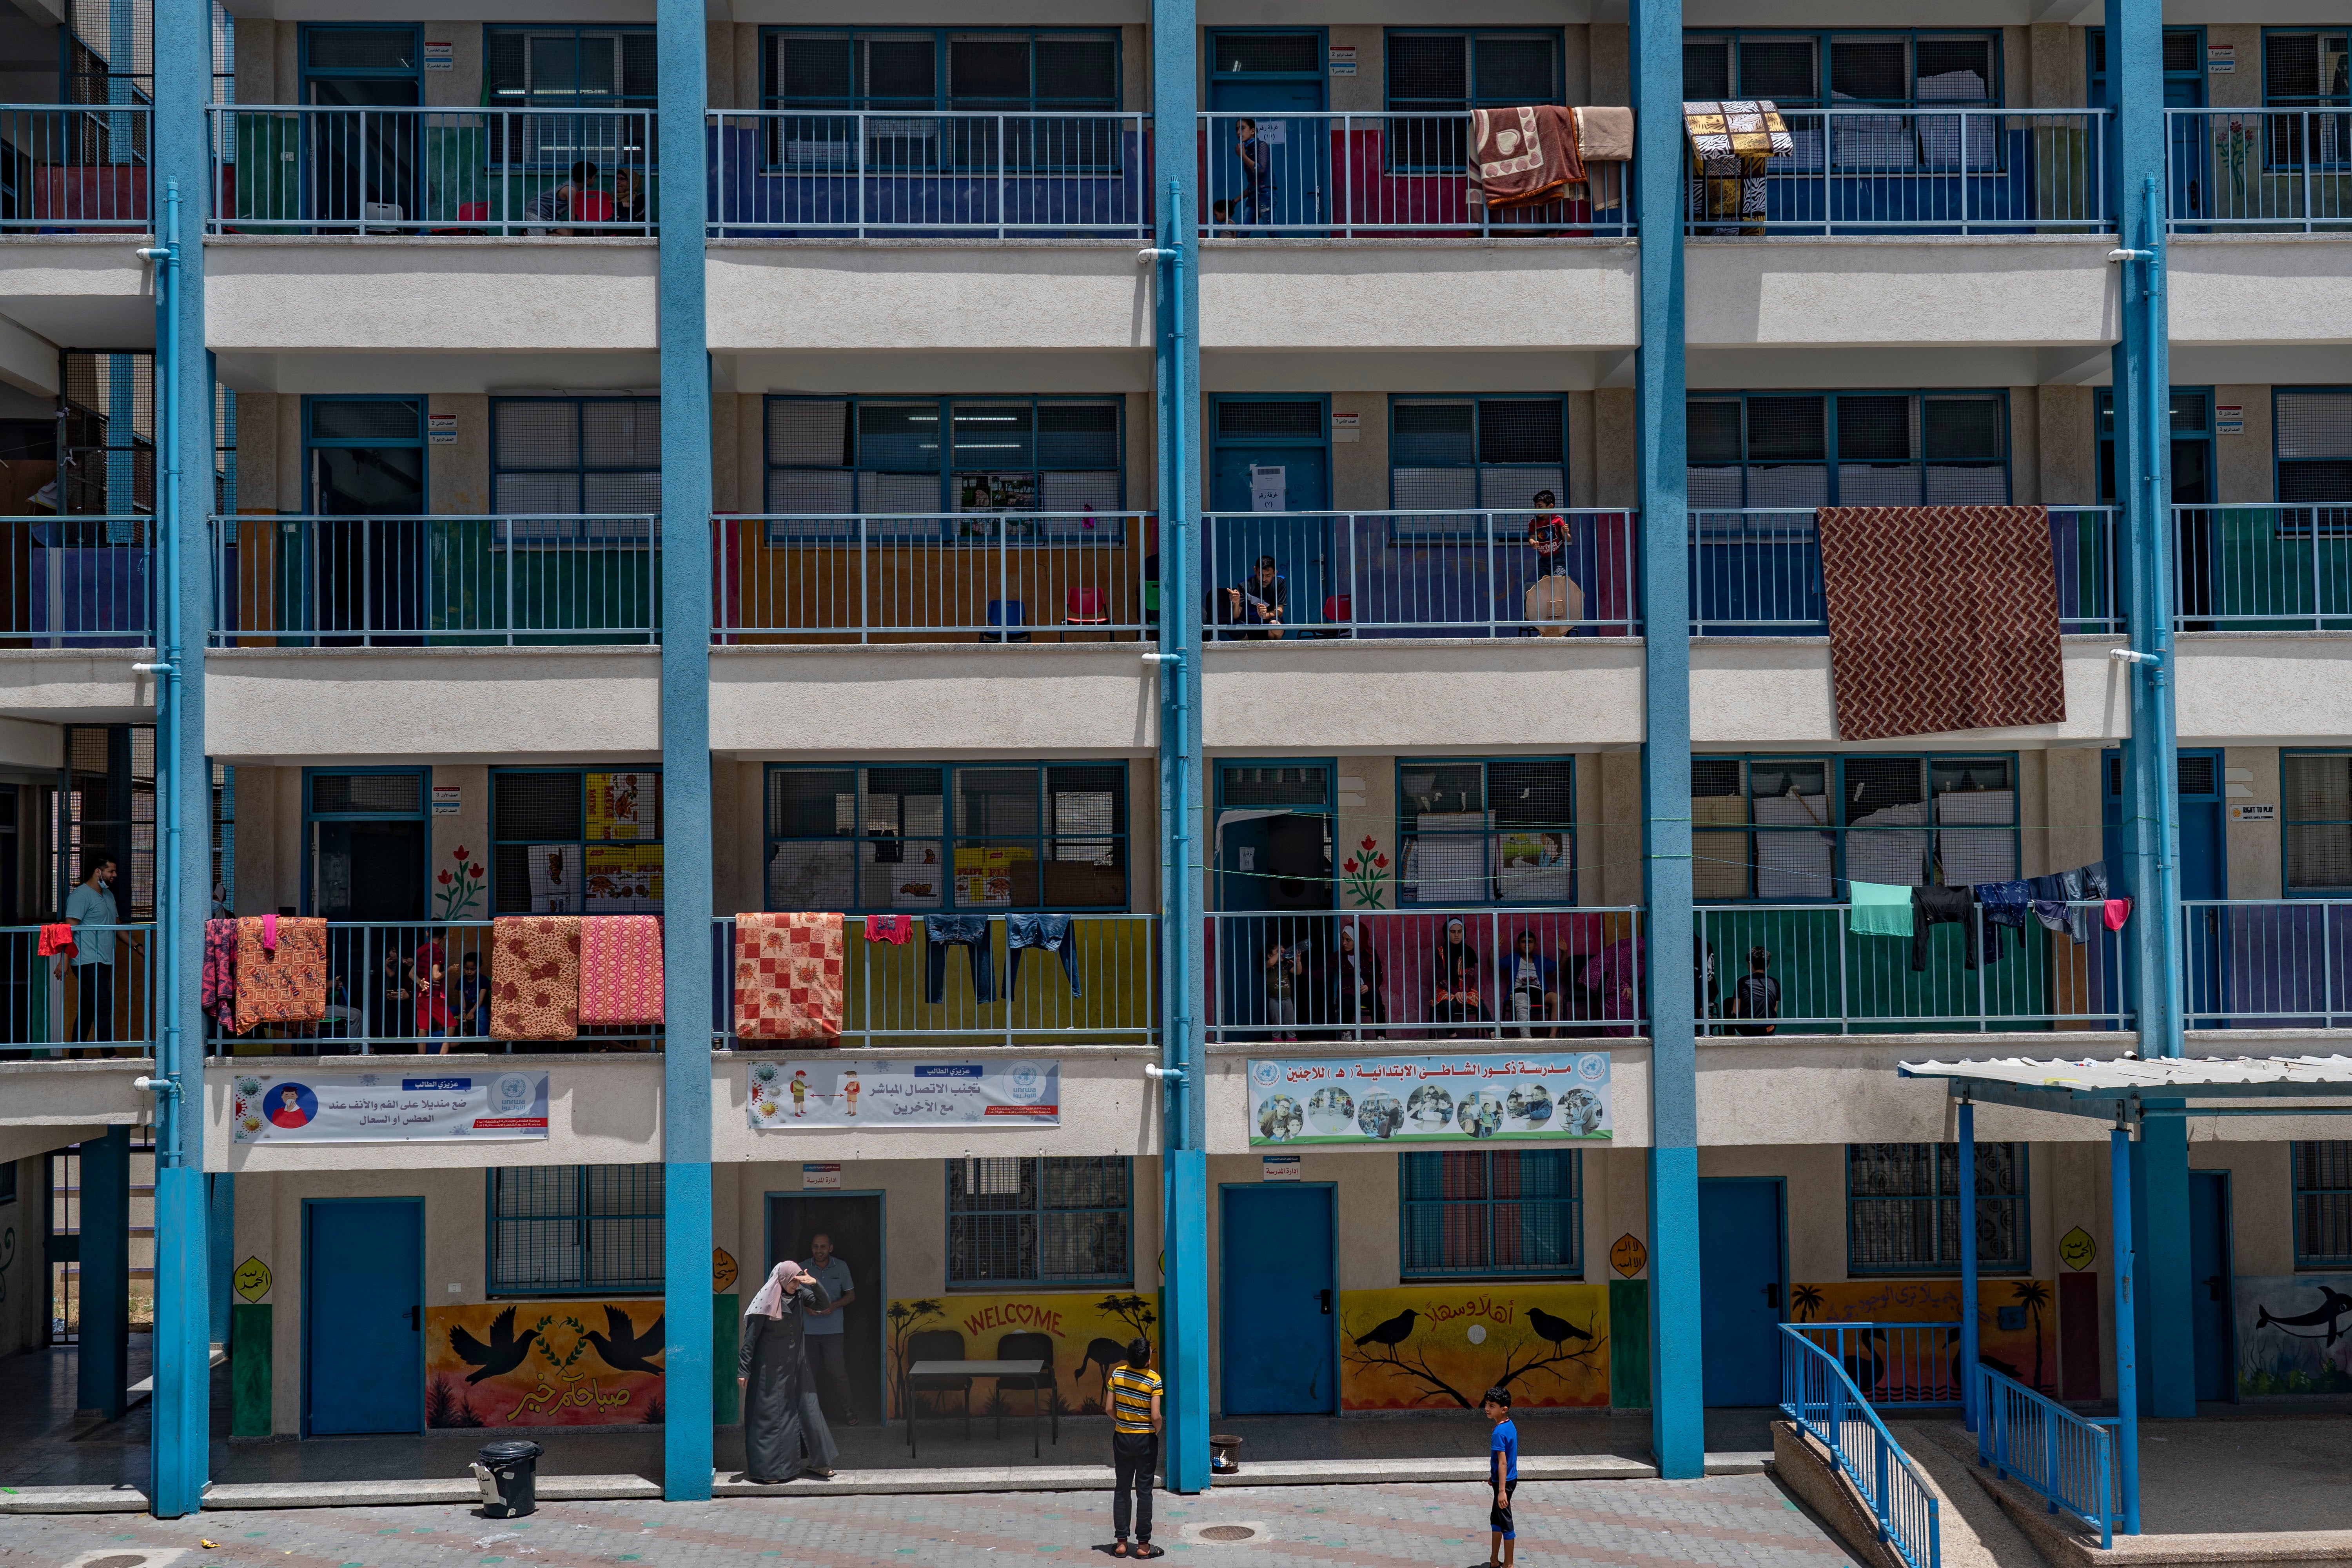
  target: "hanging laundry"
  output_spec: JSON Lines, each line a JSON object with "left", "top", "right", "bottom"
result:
{"left": 236, "top": 915, "right": 328, "bottom": 1026}
{"left": 36, "top": 923, "right": 74, "bottom": 958}
{"left": 1814, "top": 506, "right": 2065, "bottom": 742}
{"left": 1911, "top": 884, "right": 1978, "bottom": 974}
{"left": 735, "top": 912, "right": 844, "bottom": 1042}
{"left": 2105, "top": 898, "right": 2133, "bottom": 932}
{"left": 1975, "top": 880, "right": 2036, "bottom": 964}
{"left": 924, "top": 915, "right": 996, "bottom": 1007}
{"left": 1682, "top": 100, "right": 1792, "bottom": 235}
{"left": 579, "top": 914, "right": 662, "bottom": 1027}
{"left": 202, "top": 918, "right": 238, "bottom": 1033}
{"left": 1572, "top": 105, "right": 1634, "bottom": 164}
{"left": 491, "top": 915, "right": 582, "bottom": 1041}
{"left": 862, "top": 915, "right": 915, "bottom": 946}
{"left": 1007, "top": 914, "right": 1083, "bottom": 1001}
{"left": 2027, "top": 875, "right": 2072, "bottom": 935}
{"left": 1471, "top": 105, "right": 1583, "bottom": 209}
{"left": 1848, "top": 880, "right": 1915, "bottom": 937}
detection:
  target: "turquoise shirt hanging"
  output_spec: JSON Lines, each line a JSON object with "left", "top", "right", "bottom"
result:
{"left": 1848, "top": 879, "right": 1915, "bottom": 937}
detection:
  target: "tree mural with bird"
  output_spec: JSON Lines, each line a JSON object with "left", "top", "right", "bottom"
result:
{"left": 2010, "top": 1280, "right": 2051, "bottom": 1392}
{"left": 445, "top": 1305, "right": 543, "bottom": 1385}
{"left": 1340, "top": 1297, "right": 1606, "bottom": 1408}
{"left": 584, "top": 1305, "right": 666, "bottom": 1376}
{"left": 1789, "top": 1285, "right": 1825, "bottom": 1323}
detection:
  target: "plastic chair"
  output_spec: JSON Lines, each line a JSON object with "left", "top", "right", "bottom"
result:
{"left": 986, "top": 599, "right": 1029, "bottom": 644}
{"left": 1062, "top": 586, "right": 1109, "bottom": 642}
{"left": 432, "top": 200, "right": 491, "bottom": 236}
{"left": 993, "top": 1330, "right": 1059, "bottom": 1452}
{"left": 570, "top": 191, "right": 614, "bottom": 224}
{"left": 903, "top": 1328, "right": 973, "bottom": 1456}
{"left": 1316, "top": 593, "right": 1354, "bottom": 639}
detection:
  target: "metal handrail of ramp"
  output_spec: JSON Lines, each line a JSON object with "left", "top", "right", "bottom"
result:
{"left": 1780, "top": 1323, "right": 1942, "bottom": 1568}
{"left": 1974, "top": 1360, "right": 2117, "bottom": 1549}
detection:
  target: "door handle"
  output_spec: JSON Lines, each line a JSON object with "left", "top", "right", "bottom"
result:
{"left": 1319, "top": 1289, "right": 1332, "bottom": 1315}
{"left": 1763, "top": 1282, "right": 1780, "bottom": 1310}
{"left": 408, "top": 1305, "right": 421, "bottom": 1330}
{"left": 2207, "top": 1275, "right": 2224, "bottom": 1303}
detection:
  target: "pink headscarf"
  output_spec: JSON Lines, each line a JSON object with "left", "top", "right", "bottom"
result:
{"left": 745, "top": 1259, "right": 806, "bottom": 1320}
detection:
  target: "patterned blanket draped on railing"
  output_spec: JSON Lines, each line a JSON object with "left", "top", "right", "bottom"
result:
{"left": 734, "top": 911, "right": 844, "bottom": 1042}
{"left": 491, "top": 915, "right": 582, "bottom": 1041}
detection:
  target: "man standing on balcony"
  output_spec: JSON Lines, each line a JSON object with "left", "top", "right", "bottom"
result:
{"left": 800, "top": 1232, "right": 858, "bottom": 1425}
{"left": 61, "top": 852, "right": 119, "bottom": 1057}
{"left": 1235, "top": 119, "right": 1274, "bottom": 229}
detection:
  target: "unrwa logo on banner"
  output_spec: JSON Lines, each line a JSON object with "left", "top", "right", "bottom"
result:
{"left": 1004, "top": 1061, "right": 1049, "bottom": 1104}
{"left": 1249, "top": 1060, "right": 1281, "bottom": 1089}
{"left": 492, "top": 1073, "right": 535, "bottom": 1113}
{"left": 1577, "top": 1054, "right": 1607, "bottom": 1081}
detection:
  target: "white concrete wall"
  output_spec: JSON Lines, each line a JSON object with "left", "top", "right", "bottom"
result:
{"left": 1203, "top": 639, "right": 1644, "bottom": 752}
{"left": 1692, "top": 637, "right": 2132, "bottom": 749}
{"left": 1684, "top": 239, "right": 2119, "bottom": 350}
{"left": 0, "top": 1061, "right": 152, "bottom": 1167}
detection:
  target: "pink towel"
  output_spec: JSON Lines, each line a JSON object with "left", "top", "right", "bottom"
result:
{"left": 2104, "top": 898, "right": 2132, "bottom": 932}
{"left": 579, "top": 915, "right": 664, "bottom": 1026}
{"left": 262, "top": 912, "right": 278, "bottom": 951}
{"left": 864, "top": 915, "right": 914, "bottom": 945}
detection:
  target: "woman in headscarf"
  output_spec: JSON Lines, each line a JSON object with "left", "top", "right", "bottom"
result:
{"left": 737, "top": 1260, "right": 838, "bottom": 1483}
{"left": 1429, "top": 917, "right": 1490, "bottom": 1038}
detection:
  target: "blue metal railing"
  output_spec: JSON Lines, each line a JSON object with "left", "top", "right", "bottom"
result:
{"left": 2183, "top": 898, "right": 2352, "bottom": 1029}
{"left": 2174, "top": 504, "right": 2352, "bottom": 631}
{"left": 1788, "top": 1321, "right": 1964, "bottom": 1408}
{"left": 1973, "top": 1361, "right": 2118, "bottom": 1549}
{"left": 0, "top": 923, "right": 156, "bottom": 1058}
{"left": 2165, "top": 109, "right": 2352, "bottom": 233}
{"left": 0, "top": 105, "right": 152, "bottom": 231}
{"left": 1780, "top": 1324, "right": 1942, "bottom": 1568}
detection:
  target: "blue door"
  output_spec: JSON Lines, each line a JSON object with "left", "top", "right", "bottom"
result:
{"left": 2189, "top": 1171, "right": 2233, "bottom": 1402}
{"left": 1220, "top": 1184, "right": 1335, "bottom": 1414}
{"left": 305, "top": 1197, "right": 422, "bottom": 1434}
{"left": 1698, "top": 1179, "right": 1784, "bottom": 1406}
{"left": 1209, "top": 399, "right": 1330, "bottom": 632}
{"left": 2103, "top": 750, "right": 2227, "bottom": 1022}
{"left": 1206, "top": 31, "right": 1327, "bottom": 230}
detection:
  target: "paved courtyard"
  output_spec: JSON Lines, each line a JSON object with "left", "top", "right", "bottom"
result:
{"left": 0, "top": 1476, "right": 1857, "bottom": 1568}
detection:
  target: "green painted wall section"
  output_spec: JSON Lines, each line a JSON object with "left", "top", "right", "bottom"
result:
{"left": 230, "top": 1303, "right": 271, "bottom": 1437}
{"left": 713, "top": 1294, "right": 740, "bottom": 1425}
{"left": 1609, "top": 1280, "right": 1650, "bottom": 1409}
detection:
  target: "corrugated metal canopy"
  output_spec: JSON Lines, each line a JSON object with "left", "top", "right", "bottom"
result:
{"left": 1897, "top": 1055, "right": 2352, "bottom": 1119}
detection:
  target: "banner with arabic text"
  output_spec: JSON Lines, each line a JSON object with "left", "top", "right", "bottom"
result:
{"left": 747, "top": 1058, "right": 1059, "bottom": 1128}
{"left": 229, "top": 1071, "right": 549, "bottom": 1144}
{"left": 1246, "top": 1053, "right": 1610, "bottom": 1145}
{"left": 427, "top": 1301, "right": 663, "bottom": 1428}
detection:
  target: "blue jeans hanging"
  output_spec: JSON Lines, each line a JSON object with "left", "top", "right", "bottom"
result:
{"left": 924, "top": 915, "right": 996, "bottom": 1006}
{"left": 1007, "top": 914, "right": 1082, "bottom": 1001}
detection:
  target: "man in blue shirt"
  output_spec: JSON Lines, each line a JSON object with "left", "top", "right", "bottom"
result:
{"left": 1483, "top": 1386, "right": 1519, "bottom": 1567}
{"left": 801, "top": 1232, "right": 858, "bottom": 1423}
{"left": 61, "top": 852, "right": 119, "bottom": 1057}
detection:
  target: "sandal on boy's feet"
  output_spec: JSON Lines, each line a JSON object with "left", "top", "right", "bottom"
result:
{"left": 1133, "top": 1546, "right": 1165, "bottom": 1560}
{"left": 1110, "top": 1541, "right": 1128, "bottom": 1558}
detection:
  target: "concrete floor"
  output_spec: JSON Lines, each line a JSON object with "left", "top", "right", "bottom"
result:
{"left": 0, "top": 1342, "right": 1775, "bottom": 1494}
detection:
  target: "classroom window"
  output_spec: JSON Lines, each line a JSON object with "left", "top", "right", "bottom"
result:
{"left": 1390, "top": 396, "right": 1567, "bottom": 517}
{"left": 2276, "top": 392, "right": 2352, "bottom": 512}
{"left": 764, "top": 30, "right": 1118, "bottom": 111}
{"left": 1691, "top": 755, "right": 2017, "bottom": 901}
{"left": 2283, "top": 753, "right": 2352, "bottom": 895}
{"left": 765, "top": 762, "right": 1127, "bottom": 914}
{"left": 2263, "top": 32, "right": 2350, "bottom": 107}
{"left": 489, "top": 399, "right": 660, "bottom": 543}
{"left": 485, "top": 27, "right": 656, "bottom": 108}
{"left": 491, "top": 769, "right": 662, "bottom": 915}
{"left": 1683, "top": 31, "right": 1997, "bottom": 108}
{"left": 1401, "top": 1149, "right": 1583, "bottom": 1279}
{"left": 1848, "top": 1142, "right": 2027, "bottom": 1274}
{"left": 488, "top": 1164, "right": 663, "bottom": 1296}
{"left": 1688, "top": 392, "right": 2007, "bottom": 511}
{"left": 764, "top": 395, "right": 1123, "bottom": 542}
{"left": 2293, "top": 1142, "right": 2352, "bottom": 1268}
{"left": 1385, "top": 31, "right": 1560, "bottom": 110}
{"left": 1397, "top": 758, "right": 1575, "bottom": 906}
{"left": 946, "top": 1156, "right": 1130, "bottom": 1287}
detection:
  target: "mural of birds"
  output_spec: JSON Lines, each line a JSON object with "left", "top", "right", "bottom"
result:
{"left": 1080, "top": 1337, "right": 1129, "bottom": 1399}
{"left": 1526, "top": 1307, "right": 1593, "bottom": 1354}
{"left": 1352, "top": 1308, "right": 1419, "bottom": 1349}
{"left": 445, "top": 1305, "right": 541, "bottom": 1385}
{"left": 584, "top": 1305, "right": 667, "bottom": 1375}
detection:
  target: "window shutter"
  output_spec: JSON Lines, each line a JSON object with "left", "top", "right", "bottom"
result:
{"left": 1387, "top": 33, "right": 1468, "bottom": 106}
{"left": 1471, "top": 36, "right": 1555, "bottom": 105}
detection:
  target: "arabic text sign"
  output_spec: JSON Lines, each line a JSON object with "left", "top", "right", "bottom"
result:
{"left": 1247, "top": 1053, "right": 1610, "bottom": 1145}
{"left": 747, "top": 1059, "right": 1059, "bottom": 1129}
{"left": 230, "top": 1071, "right": 549, "bottom": 1144}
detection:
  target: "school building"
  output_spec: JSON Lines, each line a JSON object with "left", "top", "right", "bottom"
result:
{"left": 0, "top": 0, "right": 2349, "bottom": 1546}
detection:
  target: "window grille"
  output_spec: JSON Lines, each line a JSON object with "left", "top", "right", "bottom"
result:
{"left": 1683, "top": 31, "right": 1999, "bottom": 108}
{"left": 947, "top": 1156, "right": 1131, "bottom": 1287}
{"left": 492, "top": 768, "right": 662, "bottom": 915}
{"left": 2285, "top": 753, "right": 2352, "bottom": 893}
{"left": 2294, "top": 1142, "right": 2352, "bottom": 1267}
{"left": 1397, "top": 757, "right": 1574, "bottom": 906}
{"left": 490, "top": 398, "right": 660, "bottom": 542}
{"left": 2277, "top": 392, "right": 2352, "bottom": 514}
{"left": 765, "top": 30, "right": 1115, "bottom": 111}
{"left": 489, "top": 1164, "right": 664, "bottom": 1295}
{"left": 1848, "top": 1142, "right": 2028, "bottom": 1273}
{"left": 1690, "top": 754, "right": 2018, "bottom": 899}
{"left": 1390, "top": 396, "right": 1565, "bottom": 521}
{"left": 1689, "top": 392, "right": 2007, "bottom": 509}
{"left": 1402, "top": 1150, "right": 1583, "bottom": 1278}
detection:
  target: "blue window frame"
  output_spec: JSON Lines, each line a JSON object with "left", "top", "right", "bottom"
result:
{"left": 2294, "top": 1142, "right": 2352, "bottom": 1267}
{"left": 1401, "top": 1149, "right": 1583, "bottom": 1280}
{"left": 763, "top": 29, "right": 1119, "bottom": 111}
{"left": 2276, "top": 390, "right": 2352, "bottom": 509}
{"left": 2282, "top": 751, "right": 2352, "bottom": 896}
{"left": 301, "top": 767, "right": 430, "bottom": 918}
{"left": 946, "top": 1156, "right": 1131, "bottom": 1287}
{"left": 490, "top": 397, "right": 660, "bottom": 543}
{"left": 2097, "top": 387, "right": 2215, "bottom": 506}
{"left": 1389, "top": 394, "right": 1568, "bottom": 524}
{"left": 1384, "top": 30, "right": 1561, "bottom": 111}
{"left": 302, "top": 395, "right": 426, "bottom": 515}
{"left": 2261, "top": 30, "right": 2348, "bottom": 109}
{"left": 1690, "top": 754, "right": 2020, "bottom": 902}
{"left": 762, "top": 395, "right": 1124, "bottom": 543}
{"left": 490, "top": 767, "right": 662, "bottom": 915}
{"left": 1396, "top": 757, "right": 1575, "bottom": 907}
{"left": 1683, "top": 30, "right": 2000, "bottom": 108}
{"left": 487, "top": 1164, "right": 664, "bottom": 1296}
{"left": 1688, "top": 390, "right": 2010, "bottom": 511}
{"left": 486, "top": 26, "right": 656, "bottom": 109}
{"left": 1847, "top": 1143, "right": 2027, "bottom": 1275}
{"left": 765, "top": 762, "right": 1128, "bottom": 915}
{"left": 298, "top": 24, "right": 422, "bottom": 88}
{"left": 2087, "top": 27, "right": 2205, "bottom": 108}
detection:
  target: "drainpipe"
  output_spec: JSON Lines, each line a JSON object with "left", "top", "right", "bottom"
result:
{"left": 137, "top": 182, "right": 182, "bottom": 1168}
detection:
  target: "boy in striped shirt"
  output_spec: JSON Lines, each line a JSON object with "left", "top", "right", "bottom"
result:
{"left": 1105, "top": 1338, "right": 1163, "bottom": 1558}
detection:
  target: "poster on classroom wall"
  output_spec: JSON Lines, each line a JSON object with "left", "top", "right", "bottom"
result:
{"left": 229, "top": 1071, "right": 549, "bottom": 1144}
{"left": 426, "top": 1301, "right": 665, "bottom": 1428}
{"left": 747, "top": 1059, "right": 1060, "bottom": 1129}
{"left": 1789, "top": 1279, "right": 2058, "bottom": 1400}
{"left": 2234, "top": 1274, "right": 2352, "bottom": 1397}
{"left": 886, "top": 1293, "right": 1158, "bottom": 1419}
{"left": 1338, "top": 1283, "right": 1611, "bottom": 1411}
{"left": 1247, "top": 1053, "right": 1611, "bottom": 1146}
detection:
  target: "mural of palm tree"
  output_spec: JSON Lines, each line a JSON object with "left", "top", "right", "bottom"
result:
{"left": 887, "top": 1299, "right": 944, "bottom": 1418}
{"left": 2011, "top": 1280, "right": 2051, "bottom": 1392}
{"left": 1790, "top": 1285, "right": 1825, "bottom": 1323}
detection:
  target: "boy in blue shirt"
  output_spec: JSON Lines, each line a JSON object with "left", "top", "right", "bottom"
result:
{"left": 1483, "top": 1386, "right": 1519, "bottom": 1566}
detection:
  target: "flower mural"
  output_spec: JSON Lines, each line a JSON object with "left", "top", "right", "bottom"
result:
{"left": 1339, "top": 835, "right": 1392, "bottom": 908}
{"left": 435, "top": 845, "right": 486, "bottom": 920}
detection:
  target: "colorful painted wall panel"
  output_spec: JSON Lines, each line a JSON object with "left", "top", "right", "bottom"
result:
{"left": 1338, "top": 1283, "right": 1610, "bottom": 1411}
{"left": 2234, "top": 1274, "right": 2352, "bottom": 1397}
{"left": 425, "top": 1300, "right": 665, "bottom": 1428}
{"left": 887, "top": 1293, "right": 1160, "bottom": 1418}
{"left": 1789, "top": 1279, "right": 2059, "bottom": 1399}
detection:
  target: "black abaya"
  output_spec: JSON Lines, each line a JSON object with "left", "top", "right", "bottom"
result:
{"left": 739, "top": 1277, "right": 831, "bottom": 1483}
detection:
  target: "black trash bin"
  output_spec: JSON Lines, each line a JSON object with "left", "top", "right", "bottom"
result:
{"left": 476, "top": 1439, "right": 544, "bottom": 1518}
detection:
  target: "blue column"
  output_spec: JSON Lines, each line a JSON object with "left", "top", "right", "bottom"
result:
{"left": 76, "top": 1126, "right": 131, "bottom": 1420}
{"left": 1630, "top": 0, "right": 1701, "bottom": 1480}
{"left": 1150, "top": 0, "right": 1209, "bottom": 1497}
{"left": 656, "top": 0, "right": 714, "bottom": 1503}
{"left": 151, "top": 0, "right": 212, "bottom": 1517}
{"left": 2110, "top": 1127, "right": 2141, "bottom": 1536}
{"left": 1957, "top": 1103, "right": 1979, "bottom": 1432}
{"left": 2129, "top": 1119, "right": 2192, "bottom": 1417}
